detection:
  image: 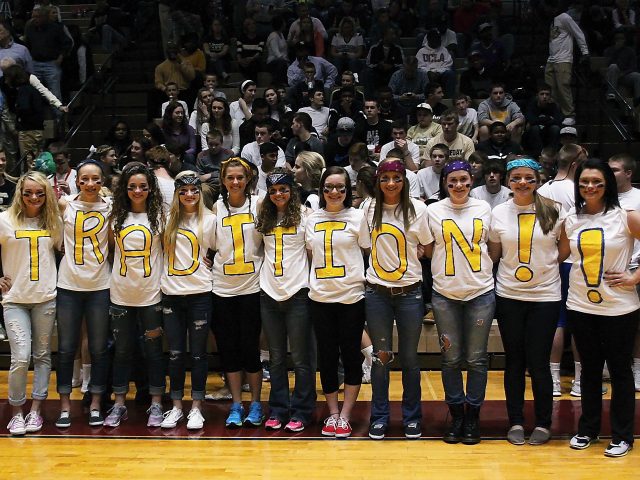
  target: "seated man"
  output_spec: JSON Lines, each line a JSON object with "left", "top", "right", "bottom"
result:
{"left": 605, "top": 29, "right": 640, "bottom": 107}
{"left": 477, "top": 82, "right": 524, "bottom": 143}
{"left": 416, "top": 29, "right": 455, "bottom": 98}
{"left": 459, "top": 51, "right": 494, "bottom": 100}
{"left": 388, "top": 56, "right": 428, "bottom": 114}
{"left": 353, "top": 97, "right": 393, "bottom": 154}
{"left": 525, "top": 83, "right": 563, "bottom": 156}
{"left": 476, "top": 121, "right": 522, "bottom": 163}
{"left": 469, "top": 160, "right": 511, "bottom": 209}
{"left": 324, "top": 117, "right": 357, "bottom": 168}
{"left": 240, "top": 121, "right": 286, "bottom": 167}
{"left": 425, "top": 82, "right": 449, "bottom": 123}
{"left": 426, "top": 109, "right": 475, "bottom": 162}
{"left": 297, "top": 86, "right": 336, "bottom": 140}
{"left": 285, "top": 112, "right": 324, "bottom": 165}
{"left": 379, "top": 120, "right": 420, "bottom": 171}
{"left": 407, "top": 103, "right": 442, "bottom": 160}
{"left": 196, "top": 129, "right": 232, "bottom": 198}
{"left": 365, "top": 26, "right": 404, "bottom": 90}
{"left": 287, "top": 41, "right": 338, "bottom": 91}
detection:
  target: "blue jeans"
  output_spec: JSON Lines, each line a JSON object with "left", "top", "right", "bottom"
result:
{"left": 162, "top": 293, "right": 211, "bottom": 401}
{"left": 366, "top": 285, "right": 424, "bottom": 426}
{"left": 432, "top": 290, "right": 495, "bottom": 407}
{"left": 110, "top": 302, "right": 165, "bottom": 396}
{"left": 56, "top": 288, "right": 110, "bottom": 395}
{"left": 32, "top": 61, "right": 62, "bottom": 103}
{"left": 4, "top": 300, "right": 56, "bottom": 406}
{"left": 260, "top": 288, "right": 317, "bottom": 425}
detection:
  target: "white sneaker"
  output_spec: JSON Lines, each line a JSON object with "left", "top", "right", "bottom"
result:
{"left": 602, "top": 362, "right": 610, "bottom": 381}
{"left": 633, "top": 366, "right": 640, "bottom": 392}
{"left": 7, "top": 413, "right": 26, "bottom": 436}
{"left": 562, "top": 117, "right": 576, "bottom": 126}
{"left": 552, "top": 380, "right": 562, "bottom": 397}
{"left": 186, "top": 408, "right": 205, "bottom": 430}
{"left": 570, "top": 379, "right": 581, "bottom": 397}
{"left": 160, "top": 407, "right": 183, "bottom": 429}
{"left": 361, "top": 361, "right": 372, "bottom": 384}
{"left": 604, "top": 440, "right": 632, "bottom": 457}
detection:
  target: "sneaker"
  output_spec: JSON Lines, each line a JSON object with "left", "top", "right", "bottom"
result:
{"left": 368, "top": 422, "right": 387, "bottom": 440}
{"left": 104, "top": 404, "right": 128, "bottom": 427}
{"left": 187, "top": 408, "right": 205, "bottom": 430}
{"left": 205, "top": 387, "right": 232, "bottom": 401}
{"left": 604, "top": 441, "right": 632, "bottom": 458}
{"left": 321, "top": 415, "right": 338, "bottom": 437}
{"left": 88, "top": 409, "right": 104, "bottom": 426}
{"left": 602, "top": 363, "right": 610, "bottom": 381}
{"left": 335, "top": 417, "right": 352, "bottom": 438}
{"left": 55, "top": 411, "right": 71, "bottom": 428}
{"left": 265, "top": 417, "right": 282, "bottom": 430}
{"left": 634, "top": 366, "right": 640, "bottom": 392}
{"left": 570, "top": 434, "right": 598, "bottom": 450}
{"left": 507, "top": 425, "right": 525, "bottom": 445}
{"left": 7, "top": 414, "right": 26, "bottom": 436}
{"left": 284, "top": 419, "right": 305, "bottom": 432}
{"left": 146, "top": 403, "right": 164, "bottom": 427}
{"left": 529, "top": 427, "right": 551, "bottom": 446}
{"left": 562, "top": 117, "right": 576, "bottom": 126}
{"left": 25, "top": 411, "right": 43, "bottom": 433}
{"left": 552, "top": 380, "right": 561, "bottom": 397}
{"left": 225, "top": 402, "right": 244, "bottom": 428}
{"left": 570, "top": 380, "right": 581, "bottom": 397}
{"left": 244, "top": 401, "right": 264, "bottom": 427}
{"left": 262, "top": 360, "right": 271, "bottom": 382}
{"left": 361, "top": 361, "right": 372, "bottom": 384}
{"left": 160, "top": 407, "right": 184, "bottom": 429}
{"left": 404, "top": 422, "right": 422, "bottom": 439}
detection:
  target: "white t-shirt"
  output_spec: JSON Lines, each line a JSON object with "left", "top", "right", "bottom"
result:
{"left": 379, "top": 140, "right": 420, "bottom": 167}
{"left": 537, "top": 178, "right": 574, "bottom": 213}
{"left": 110, "top": 212, "right": 162, "bottom": 306}
{"left": 156, "top": 175, "right": 175, "bottom": 210}
{"left": 490, "top": 200, "right": 564, "bottom": 302}
{"left": 260, "top": 210, "right": 310, "bottom": 301}
{"left": 298, "top": 106, "right": 332, "bottom": 138}
{"left": 618, "top": 187, "right": 640, "bottom": 268}
{"left": 417, "top": 166, "right": 441, "bottom": 199}
{"left": 426, "top": 133, "right": 475, "bottom": 162}
{"left": 405, "top": 169, "right": 421, "bottom": 199}
{"left": 229, "top": 100, "right": 251, "bottom": 123}
{"left": 458, "top": 108, "right": 478, "bottom": 138}
{"left": 306, "top": 207, "right": 370, "bottom": 304}
{"left": 565, "top": 207, "right": 640, "bottom": 315}
{"left": 200, "top": 119, "right": 241, "bottom": 155}
{"left": 331, "top": 33, "right": 364, "bottom": 55}
{"left": 161, "top": 210, "right": 216, "bottom": 296}
{"left": 161, "top": 100, "right": 189, "bottom": 117}
{"left": 470, "top": 185, "right": 512, "bottom": 210}
{"left": 49, "top": 169, "right": 78, "bottom": 196}
{"left": 427, "top": 197, "right": 494, "bottom": 301}
{"left": 212, "top": 196, "right": 263, "bottom": 297}
{"left": 0, "top": 213, "right": 59, "bottom": 304}
{"left": 58, "top": 195, "right": 112, "bottom": 291}
{"left": 364, "top": 198, "right": 432, "bottom": 288}
{"left": 240, "top": 141, "right": 286, "bottom": 168}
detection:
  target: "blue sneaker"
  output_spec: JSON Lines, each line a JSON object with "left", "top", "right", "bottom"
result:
{"left": 244, "top": 401, "right": 264, "bottom": 427}
{"left": 225, "top": 402, "right": 244, "bottom": 429}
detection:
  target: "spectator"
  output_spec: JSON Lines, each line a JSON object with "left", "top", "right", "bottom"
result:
{"left": 179, "top": 32, "right": 206, "bottom": 80}
{"left": 285, "top": 112, "right": 324, "bottom": 165}
{"left": 289, "top": 61, "right": 326, "bottom": 111}
{"left": 377, "top": 85, "right": 402, "bottom": 122}
{"left": 0, "top": 19, "right": 34, "bottom": 75}
{"left": 416, "top": 29, "right": 455, "bottom": 98}
{"left": 605, "top": 30, "right": 640, "bottom": 108}
{"left": 105, "top": 119, "right": 132, "bottom": 159}
{"left": 287, "top": 2, "right": 328, "bottom": 47}
{"left": 161, "top": 101, "right": 196, "bottom": 166}
{"left": 201, "top": 72, "right": 226, "bottom": 101}
{"left": 196, "top": 128, "right": 232, "bottom": 199}
{"left": 329, "top": 85, "right": 363, "bottom": 126}
{"left": 455, "top": 95, "right": 479, "bottom": 144}
{"left": 145, "top": 145, "right": 175, "bottom": 208}
{"left": 469, "top": 150, "right": 487, "bottom": 188}
{"left": 47, "top": 141, "right": 77, "bottom": 198}
{"left": 328, "top": 0, "right": 368, "bottom": 31}
{"left": 238, "top": 97, "right": 279, "bottom": 149}
{"left": 368, "top": 7, "right": 400, "bottom": 46}
{"left": 120, "top": 136, "right": 152, "bottom": 168}
{"left": 469, "top": 22, "right": 507, "bottom": 77}
{"left": 345, "top": 142, "right": 374, "bottom": 186}
{"left": 469, "top": 160, "right": 511, "bottom": 209}
{"left": 292, "top": 16, "right": 325, "bottom": 57}
{"left": 246, "top": 0, "right": 291, "bottom": 38}
{"left": 581, "top": 4, "right": 613, "bottom": 56}
{"left": 202, "top": 18, "right": 230, "bottom": 83}
{"left": 388, "top": 55, "right": 428, "bottom": 114}
{"left": 425, "top": 83, "right": 448, "bottom": 123}
{"left": 525, "top": 83, "right": 563, "bottom": 156}
{"left": 417, "top": 142, "right": 448, "bottom": 200}
{"left": 365, "top": 27, "right": 404, "bottom": 90}
{"left": 324, "top": 117, "right": 357, "bottom": 168}
{"left": 331, "top": 16, "right": 365, "bottom": 74}
{"left": 379, "top": 120, "right": 420, "bottom": 171}
{"left": 240, "top": 121, "right": 286, "bottom": 167}
{"left": 612, "top": 0, "right": 636, "bottom": 32}
{"left": 502, "top": 55, "right": 538, "bottom": 107}
{"left": 265, "top": 16, "right": 289, "bottom": 87}
{"left": 559, "top": 126, "right": 579, "bottom": 147}
{"left": 61, "top": 24, "right": 94, "bottom": 99}
{"left": 23, "top": 5, "right": 72, "bottom": 102}
{"left": 407, "top": 103, "right": 443, "bottom": 159}
{"left": 477, "top": 82, "right": 525, "bottom": 142}
{"left": 476, "top": 121, "right": 522, "bottom": 163}
{"left": 298, "top": 86, "right": 336, "bottom": 141}
{"left": 200, "top": 98, "right": 240, "bottom": 155}
{"left": 426, "top": 109, "right": 475, "bottom": 162}
{"left": 287, "top": 42, "right": 338, "bottom": 91}
{"left": 353, "top": 97, "right": 393, "bottom": 153}
{"left": 329, "top": 72, "right": 365, "bottom": 105}
{"left": 539, "top": 146, "right": 558, "bottom": 179}
{"left": 160, "top": 82, "right": 189, "bottom": 117}
{"left": 143, "top": 121, "right": 165, "bottom": 147}
{"left": 237, "top": 17, "right": 265, "bottom": 81}
{"left": 151, "top": 42, "right": 196, "bottom": 119}
{"left": 189, "top": 87, "right": 213, "bottom": 140}
{"left": 293, "top": 150, "right": 325, "bottom": 209}
{"left": 88, "top": 0, "right": 130, "bottom": 53}
{"left": 459, "top": 50, "right": 494, "bottom": 100}
{"left": 264, "top": 86, "right": 291, "bottom": 124}
{"left": 229, "top": 80, "right": 257, "bottom": 123}
{"left": 420, "top": 12, "right": 458, "bottom": 58}
{"left": 544, "top": 0, "right": 589, "bottom": 126}
{"left": 0, "top": 148, "right": 16, "bottom": 211}
{"left": 453, "top": 0, "right": 490, "bottom": 53}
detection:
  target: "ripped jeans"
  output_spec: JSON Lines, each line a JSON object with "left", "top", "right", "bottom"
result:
{"left": 162, "top": 293, "right": 211, "bottom": 401}
{"left": 432, "top": 290, "right": 495, "bottom": 408}
{"left": 110, "top": 302, "right": 165, "bottom": 396}
{"left": 4, "top": 300, "right": 56, "bottom": 406}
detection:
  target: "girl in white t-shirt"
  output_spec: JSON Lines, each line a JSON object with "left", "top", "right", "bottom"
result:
{"left": 256, "top": 168, "right": 315, "bottom": 432}
{"left": 1, "top": 172, "right": 61, "bottom": 435}
{"left": 103, "top": 163, "right": 166, "bottom": 429}
{"left": 306, "top": 166, "right": 371, "bottom": 438}
{"left": 559, "top": 159, "right": 640, "bottom": 458}
{"left": 363, "top": 160, "right": 432, "bottom": 440}
{"left": 160, "top": 171, "right": 216, "bottom": 431}
{"left": 55, "top": 161, "right": 113, "bottom": 428}
{"left": 488, "top": 158, "right": 564, "bottom": 446}
{"left": 425, "top": 160, "right": 494, "bottom": 445}
{"left": 211, "top": 158, "right": 265, "bottom": 428}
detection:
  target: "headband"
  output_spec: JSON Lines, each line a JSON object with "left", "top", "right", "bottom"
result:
{"left": 174, "top": 174, "right": 201, "bottom": 190}
{"left": 376, "top": 160, "right": 406, "bottom": 177}
{"left": 76, "top": 159, "right": 104, "bottom": 174}
{"left": 442, "top": 160, "right": 472, "bottom": 177}
{"left": 240, "top": 80, "right": 255, "bottom": 93}
{"left": 506, "top": 158, "right": 542, "bottom": 172}
{"left": 222, "top": 157, "right": 254, "bottom": 180}
{"left": 266, "top": 172, "right": 294, "bottom": 189}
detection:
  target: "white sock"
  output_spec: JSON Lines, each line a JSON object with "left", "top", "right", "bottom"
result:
{"left": 361, "top": 345, "right": 373, "bottom": 365}
{"left": 260, "top": 350, "right": 270, "bottom": 363}
{"left": 550, "top": 362, "right": 560, "bottom": 382}
{"left": 82, "top": 364, "right": 91, "bottom": 383}
{"left": 574, "top": 361, "right": 581, "bottom": 384}
{"left": 73, "top": 359, "right": 82, "bottom": 382}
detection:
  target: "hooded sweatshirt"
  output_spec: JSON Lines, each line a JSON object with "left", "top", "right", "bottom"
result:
{"left": 477, "top": 94, "right": 524, "bottom": 125}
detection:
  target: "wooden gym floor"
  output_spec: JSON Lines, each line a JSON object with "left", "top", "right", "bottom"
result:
{"left": 0, "top": 371, "right": 638, "bottom": 479}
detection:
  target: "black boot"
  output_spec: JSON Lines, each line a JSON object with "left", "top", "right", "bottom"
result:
{"left": 443, "top": 403, "right": 465, "bottom": 444}
{"left": 462, "top": 404, "right": 481, "bottom": 445}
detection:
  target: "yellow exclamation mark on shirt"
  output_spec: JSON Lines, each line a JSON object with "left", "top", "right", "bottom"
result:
{"left": 515, "top": 213, "right": 535, "bottom": 282}
{"left": 578, "top": 228, "right": 604, "bottom": 304}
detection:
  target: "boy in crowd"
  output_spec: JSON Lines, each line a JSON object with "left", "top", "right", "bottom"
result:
{"left": 456, "top": 95, "right": 478, "bottom": 143}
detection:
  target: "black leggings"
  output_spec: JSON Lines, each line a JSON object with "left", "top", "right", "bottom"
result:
{"left": 496, "top": 296, "right": 560, "bottom": 428}
{"left": 310, "top": 299, "right": 365, "bottom": 394}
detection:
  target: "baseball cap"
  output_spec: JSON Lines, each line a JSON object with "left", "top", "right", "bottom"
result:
{"left": 336, "top": 117, "right": 355, "bottom": 134}
{"left": 416, "top": 103, "right": 433, "bottom": 112}
{"left": 560, "top": 127, "right": 578, "bottom": 136}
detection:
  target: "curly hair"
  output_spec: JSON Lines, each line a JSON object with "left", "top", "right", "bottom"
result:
{"left": 110, "top": 162, "right": 165, "bottom": 235}
{"left": 256, "top": 168, "right": 302, "bottom": 234}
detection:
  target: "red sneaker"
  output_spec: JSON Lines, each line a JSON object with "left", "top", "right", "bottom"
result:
{"left": 284, "top": 419, "right": 304, "bottom": 432}
{"left": 335, "top": 417, "right": 352, "bottom": 438}
{"left": 321, "top": 416, "right": 337, "bottom": 437}
{"left": 265, "top": 417, "right": 282, "bottom": 430}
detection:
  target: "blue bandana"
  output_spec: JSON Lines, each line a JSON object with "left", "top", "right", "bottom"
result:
{"left": 506, "top": 158, "right": 542, "bottom": 172}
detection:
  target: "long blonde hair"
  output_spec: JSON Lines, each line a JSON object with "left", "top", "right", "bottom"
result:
{"left": 163, "top": 171, "right": 207, "bottom": 253}
{"left": 7, "top": 171, "right": 62, "bottom": 245}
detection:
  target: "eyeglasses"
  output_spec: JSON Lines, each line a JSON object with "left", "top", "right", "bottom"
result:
{"left": 323, "top": 184, "right": 346, "bottom": 194}
{"left": 268, "top": 188, "right": 290, "bottom": 196}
